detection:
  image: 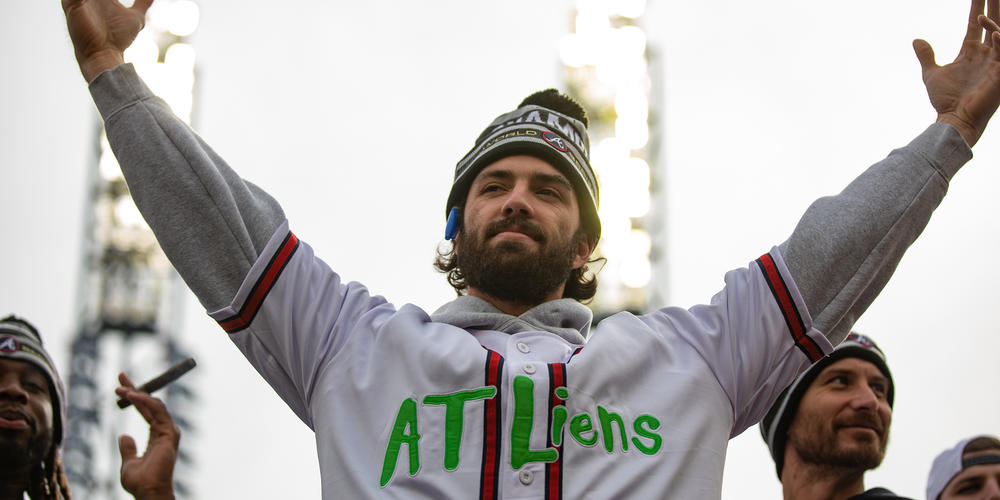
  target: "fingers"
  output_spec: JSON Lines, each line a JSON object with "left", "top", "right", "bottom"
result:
{"left": 913, "top": 39, "right": 939, "bottom": 77}
{"left": 119, "top": 434, "right": 138, "bottom": 462}
{"left": 991, "top": 0, "right": 999, "bottom": 26}
{"left": 118, "top": 371, "right": 136, "bottom": 389}
{"left": 132, "top": 0, "right": 154, "bottom": 16}
{"left": 967, "top": 0, "right": 988, "bottom": 43}
{"left": 981, "top": 14, "right": 1000, "bottom": 46}
{"left": 116, "top": 387, "right": 181, "bottom": 456}
{"left": 977, "top": 14, "right": 1000, "bottom": 58}
{"left": 116, "top": 386, "right": 167, "bottom": 421}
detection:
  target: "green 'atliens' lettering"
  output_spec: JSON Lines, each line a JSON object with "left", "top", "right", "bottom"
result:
{"left": 510, "top": 375, "right": 558, "bottom": 469}
{"left": 551, "top": 386, "right": 569, "bottom": 446}
{"left": 569, "top": 413, "right": 598, "bottom": 446}
{"left": 631, "top": 414, "right": 662, "bottom": 455}
{"left": 380, "top": 398, "right": 420, "bottom": 487}
{"left": 423, "top": 387, "right": 496, "bottom": 471}
{"left": 551, "top": 406, "right": 568, "bottom": 446}
{"left": 597, "top": 405, "right": 629, "bottom": 453}
{"left": 380, "top": 383, "right": 665, "bottom": 488}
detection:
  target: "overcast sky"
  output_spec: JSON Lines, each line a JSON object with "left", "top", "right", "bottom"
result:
{"left": 2, "top": 1, "right": 999, "bottom": 498}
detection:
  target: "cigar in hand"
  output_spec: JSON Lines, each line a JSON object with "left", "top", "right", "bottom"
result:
{"left": 117, "top": 358, "right": 197, "bottom": 409}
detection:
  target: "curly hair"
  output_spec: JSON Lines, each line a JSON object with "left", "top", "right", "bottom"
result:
{"left": 433, "top": 242, "right": 601, "bottom": 302}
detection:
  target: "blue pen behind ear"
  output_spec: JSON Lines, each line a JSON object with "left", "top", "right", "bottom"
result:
{"left": 445, "top": 207, "right": 461, "bottom": 240}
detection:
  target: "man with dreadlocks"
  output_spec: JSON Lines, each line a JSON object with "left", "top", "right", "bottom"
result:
{"left": 0, "top": 315, "right": 180, "bottom": 500}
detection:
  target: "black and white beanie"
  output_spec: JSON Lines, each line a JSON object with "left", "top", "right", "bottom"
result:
{"left": 0, "top": 315, "right": 66, "bottom": 447}
{"left": 759, "top": 331, "right": 894, "bottom": 478}
{"left": 445, "top": 90, "right": 600, "bottom": 242}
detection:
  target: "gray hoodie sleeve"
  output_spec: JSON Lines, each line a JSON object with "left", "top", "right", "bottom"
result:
{"left": 89, "top": 64, "right": 285, "bottom": 312}
{"left": 780, "top": 123, "right": 971, "bottom": 345}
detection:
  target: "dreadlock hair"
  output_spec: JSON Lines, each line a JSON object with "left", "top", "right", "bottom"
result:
{"left": 25, "top": 451, "right": 71, "bottom": 500}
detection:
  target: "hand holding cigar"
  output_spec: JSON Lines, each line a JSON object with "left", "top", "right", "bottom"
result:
{"left": 115, "top": 360, "right": 187, "bottom": 499}
{"left": 117, "top": 358, "right": 197, "bottom": 409}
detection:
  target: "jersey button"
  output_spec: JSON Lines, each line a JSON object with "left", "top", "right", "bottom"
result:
{"left": 516, "top": 342, "right": 530, "bottom": 353}
{"left": 519, "top": 469, "right": 534, "bottom": 485}
{"left": 522, "top": 364, "right": 536, "bottom": 375}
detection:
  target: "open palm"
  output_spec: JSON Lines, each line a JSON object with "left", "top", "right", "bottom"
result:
{"left": 914, "top": 0, "right": 1000, "bottom": 146}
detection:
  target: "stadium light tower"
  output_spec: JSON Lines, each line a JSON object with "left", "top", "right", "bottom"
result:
{"left": 560, "top": 0, "right": 665, "bottom": 319}
{"left": 64, "top": 1, "right": 200, "bottom": 497}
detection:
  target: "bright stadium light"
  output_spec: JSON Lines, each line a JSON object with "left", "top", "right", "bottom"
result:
{"left": 562, "top": 0, "right": 658, "bottom": 315}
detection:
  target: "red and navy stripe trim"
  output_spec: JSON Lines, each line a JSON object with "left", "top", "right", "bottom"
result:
{"left": 218, "top": 232, "right": 300, "bottom": 334}
{"left": 755, "top": 253, "right": 823, "bottom": 363}
{"left": 479, "top": 349, "right": 504, "bottom": 500}
{"left": 545, "top": 363, "right": 567, "bottom": 500}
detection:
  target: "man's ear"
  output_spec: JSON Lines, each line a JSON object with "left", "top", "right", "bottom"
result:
{"left": 572, "top": 234, "right": 596, "bottom": 269}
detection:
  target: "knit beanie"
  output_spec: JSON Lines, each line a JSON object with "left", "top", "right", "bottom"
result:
{"left": 759, "top": 331, "right": 894, "bottom": 478}
{"left": 445, "top": 89, "right": 600, "bottom": 242}
{"left": 0, "top": 315, "right": 66, "bottom": 446}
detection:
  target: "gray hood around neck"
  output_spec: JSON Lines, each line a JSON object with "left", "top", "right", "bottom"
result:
{"left": 430, "top": 296, "right": 593, "bottom": 345}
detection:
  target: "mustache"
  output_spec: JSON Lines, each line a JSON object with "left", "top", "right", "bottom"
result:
{"left": 835, "top": 412, "right": 885, "bottom": 435}
{"left": 484, "top": 217, "right": 545, "bottom": 241}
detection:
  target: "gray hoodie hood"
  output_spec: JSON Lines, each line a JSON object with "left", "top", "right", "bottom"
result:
{"left": 431, "top": 296, "right": 592, "bottom": 345}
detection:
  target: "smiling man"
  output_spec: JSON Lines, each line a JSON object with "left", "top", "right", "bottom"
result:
{"left": 60, "top": 0, "right": 1000, "bottom": 497}
{"left": 761, "top": 333, "right": 907, "bottom": 500}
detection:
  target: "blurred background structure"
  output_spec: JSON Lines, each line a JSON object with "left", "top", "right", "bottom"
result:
{"left": 2, "top": 1, "right": 999, "bottom": 498}
{"left": 560, "top": 0, "right": 665, "bottom": 318}
{"left": 62, "top": 1, "right": 199, "bottom": 497}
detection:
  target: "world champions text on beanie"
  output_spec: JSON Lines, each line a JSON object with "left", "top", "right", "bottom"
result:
{"left": 759, "top": 331, "right": 894, "bottom": 478}
{"left": 445, "top": 89, "right": 600, "bottom": 242}
{"left": 0, "top": 315, "right": 66, "bottom": 447}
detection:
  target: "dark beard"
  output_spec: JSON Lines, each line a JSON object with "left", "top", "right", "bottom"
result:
{"left": 789, "top": 413, "right": 887, "bottom": 471}
{"left": 456, "top": 216, "right": 583, "bottom": 307}
{"left": 0, "top": 428, "right": 53, "bottom": 469}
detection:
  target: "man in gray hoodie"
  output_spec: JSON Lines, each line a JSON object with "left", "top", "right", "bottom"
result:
{"left": 60, "top": 0, "right": 1000, "bottom": 498}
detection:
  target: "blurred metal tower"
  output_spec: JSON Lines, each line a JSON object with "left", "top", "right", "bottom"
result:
{"left": 559, "top": 0, "right": 665, "bottom": 320}
{"left": 63, "top": 2, "right": 201, "bottom": 497}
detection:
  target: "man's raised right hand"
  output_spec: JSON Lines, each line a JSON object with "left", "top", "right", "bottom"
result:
{"left": 62, "top": 0, "right": 153, "bottom": 82}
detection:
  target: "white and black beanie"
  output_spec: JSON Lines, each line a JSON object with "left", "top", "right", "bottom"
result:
{"left": 445, "top": 89, "right": 600, "bottom": 242}
{"left": 0, "top": 315, "right": 66, "bottom": 447}
{"left": 759, "top": 331, "right": 894, "bottom": 478}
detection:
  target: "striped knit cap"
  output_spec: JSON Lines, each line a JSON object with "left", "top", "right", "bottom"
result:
{"left": 446, "top": 89, "right": 600, "bottom": 242}
{"left": 0, "top": 315, "right": 66, "bottom": 446}
{"left": 759, "top": 331, "right": 894, "bottom": 478}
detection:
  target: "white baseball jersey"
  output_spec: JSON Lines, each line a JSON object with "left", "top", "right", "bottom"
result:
{"left": 210, "top": 221, "right": 830, "bottom": 498}
{"left": 89, "top": 63, "right": 971, "bottom": 499}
